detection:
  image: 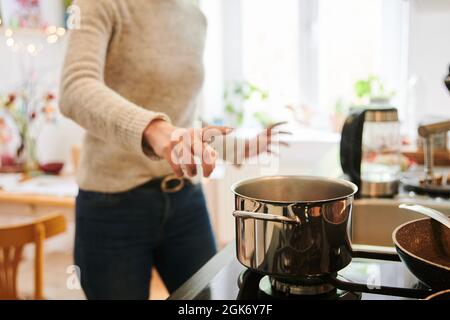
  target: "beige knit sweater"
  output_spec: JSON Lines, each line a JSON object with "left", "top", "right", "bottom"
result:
{"left": 60, "top": 0, "right": 207, "bottom": 192}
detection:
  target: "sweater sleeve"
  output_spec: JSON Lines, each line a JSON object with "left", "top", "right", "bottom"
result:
{"left": 59, "top": 0, "right": 170, "bottom": 157}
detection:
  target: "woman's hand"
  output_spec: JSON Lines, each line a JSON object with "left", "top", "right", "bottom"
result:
{"left": 144, "top": 120, "right": 232, "bottom": 178}
{"left": 243, "top": 122, "right": 291, "bottom": 159}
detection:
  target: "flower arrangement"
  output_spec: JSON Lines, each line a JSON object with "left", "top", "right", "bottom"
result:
{"left": 2, "top": 0, "right": 42, "bottom": 29}
{"left": 1, "top": 0, "right": 67, "bottom": 30}
{"left": 0, "top": 90, "right": 58, "bottom": 173}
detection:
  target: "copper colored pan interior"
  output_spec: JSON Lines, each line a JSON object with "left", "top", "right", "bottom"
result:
{"left": 425, "top": 289, "right": 450, "bottom": 300}
{"left": 394, "top": 218, "right": 450, "bottom": 268}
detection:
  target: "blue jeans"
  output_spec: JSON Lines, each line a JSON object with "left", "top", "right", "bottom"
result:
{"left": 74, "top": 182, "right": 217, "bottom": 300}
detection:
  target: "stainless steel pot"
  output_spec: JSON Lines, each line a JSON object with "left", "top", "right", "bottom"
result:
{"left": 232, "top": 176, "right": 358, "bottom": 279}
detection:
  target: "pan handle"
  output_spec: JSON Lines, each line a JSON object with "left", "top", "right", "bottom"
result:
{"left": 337, "top": 248, "right": 432, "bottom": 299}
{"left": 233, "top": 211, "right": 300, "bottom": 224}
{"left": 352, "top": 248, "right": 401, "bottom": 262}
{"left": 326, "top": 274, "right": 433, "bottom": 299}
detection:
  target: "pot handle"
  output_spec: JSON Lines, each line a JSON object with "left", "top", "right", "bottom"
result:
{"left": 233, "top": 210, "right": 300, "bottom": 224}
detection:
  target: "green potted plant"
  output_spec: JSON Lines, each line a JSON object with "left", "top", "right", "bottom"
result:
{"left": 330, "top": 75, "right": 396, "bottom": 132}
{"left": 223, "top": 81, "right": 273, "bottom": 128}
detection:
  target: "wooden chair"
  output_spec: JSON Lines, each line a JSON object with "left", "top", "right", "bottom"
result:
{"left": 0, "top": 214, "right": 67, "bottom": 300}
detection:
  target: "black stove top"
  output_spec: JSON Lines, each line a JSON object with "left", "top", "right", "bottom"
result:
{"left": 238, "top": 271, "right": 363, "bottom": 300}
{"left": 169, "top": 242, "right": 430, "bottom": 300}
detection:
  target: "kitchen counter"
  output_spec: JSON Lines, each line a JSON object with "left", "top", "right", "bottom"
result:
{"left": 168, "top": 242, "right": 238, "bottom": 300}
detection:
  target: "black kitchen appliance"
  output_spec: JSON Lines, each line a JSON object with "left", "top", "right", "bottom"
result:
{"left": 445, "top": 64, "right": 450, "bottom": 92}
{"left": 340, "top": 107, "right": 401, "bottom": 198}
{"left": 169, "top": 243, "right": 439, "bottom": 300}
{"left": 236, "top": 250, "right": 438, "bottom": 300}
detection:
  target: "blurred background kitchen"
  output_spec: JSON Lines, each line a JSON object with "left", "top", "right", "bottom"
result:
{"left": 0, "top": 0, "right": 449, "bottom": 300}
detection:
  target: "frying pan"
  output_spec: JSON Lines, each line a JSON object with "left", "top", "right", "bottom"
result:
{"left": 425, "top": 289, "right": 450, "bottom": 300}
{"left": 393, "top": 218, "right": 450, "bottom": 290}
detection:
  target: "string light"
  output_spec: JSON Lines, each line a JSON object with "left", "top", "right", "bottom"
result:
{"left": 5, "top": 28, "right": 13, "bottom": 37}
{"left": 2, "top": 25, "right": 67, "bottom": 55}
{"left": 56, "top": 27, "right": 66, "bottom": 36}
{"left": 46, "top": 25, "right": 57, "bottom": 34}
{"left": 47, "top": 34, "right": 58, "bottom": 44}
{"left": 6, "top": 38, "right": 14, "bottom": 47}
{"left": 27, "top": 44, "right": 37, "bottom": 54}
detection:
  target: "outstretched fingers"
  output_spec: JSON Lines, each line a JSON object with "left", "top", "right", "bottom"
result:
{"left": 202, "top": 126, "right": 233, "bottom": 143}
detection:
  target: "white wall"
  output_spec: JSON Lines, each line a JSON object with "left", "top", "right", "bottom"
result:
{"left": 199, "top": 0, "right": 243, "bottom": 122}
{"left": 407, "top": 0, "right": 450, "bottom": 121}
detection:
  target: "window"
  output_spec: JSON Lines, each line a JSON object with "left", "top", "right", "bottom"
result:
{"left": 241, "top": 0, "right": 300, "bottom": 120}
{"left": 317, "top": 0, "right": 409, "bottom": 123}
{"left": 199, "top": 0, "right": 409, "bottom": 130}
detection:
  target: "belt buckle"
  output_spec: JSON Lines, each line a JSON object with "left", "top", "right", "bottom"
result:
{"left": 161, "top": 174, "right": 185, "bottom": 193}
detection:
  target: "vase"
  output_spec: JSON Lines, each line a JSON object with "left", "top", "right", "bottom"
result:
{"left": 22, "top": 127, "right": 39, "bottom": 174}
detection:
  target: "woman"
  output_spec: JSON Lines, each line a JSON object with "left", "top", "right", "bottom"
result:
{"left": 60, "top": 0, "right": 283, "bottom": 300}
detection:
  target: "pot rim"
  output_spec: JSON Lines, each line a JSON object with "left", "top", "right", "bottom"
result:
{"left": 392, "top": 217, "right": 450, "bottom": 271}
{"left": 231, "top": 175, "right": 358, "bottom": 205}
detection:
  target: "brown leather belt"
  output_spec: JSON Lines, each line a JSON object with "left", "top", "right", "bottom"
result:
{"left": 141, "top": 174, "right": 191, "bottom": 193}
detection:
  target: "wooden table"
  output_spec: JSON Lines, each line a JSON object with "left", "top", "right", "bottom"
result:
{"left": 0, "top": 190, "right": 75, "bottom": 209}
{"left": 0, "top": 176, "right": 76, "bottom": 249}
{"left": 0, "top": 174, "right": 76, "bottom": 213}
